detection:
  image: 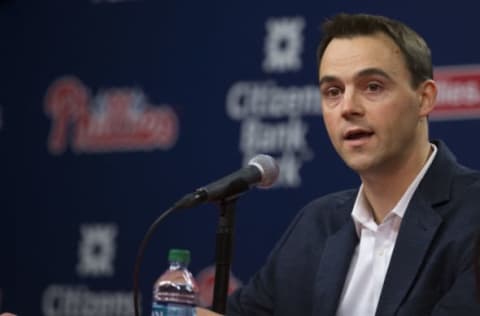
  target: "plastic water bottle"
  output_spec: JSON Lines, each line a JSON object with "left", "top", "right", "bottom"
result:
{"left": 151, "top": 249, "right": 198, "bottom": 316}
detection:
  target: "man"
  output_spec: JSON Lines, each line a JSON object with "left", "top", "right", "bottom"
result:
{"left": 199, "top": 13, "right": 480, "bottom": 315}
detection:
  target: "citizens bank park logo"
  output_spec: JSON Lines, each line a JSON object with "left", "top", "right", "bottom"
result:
{"left": 226, "top": 16, "right": 319, "bottom": 189}
{"left": 44, "top": 76, "right": 178, "bottom": 155}
{"left": 42, "top": 223, "right": 135, "bottom": 316}
{"left": 431, "top": 65, "right": 480, "bottom": 120}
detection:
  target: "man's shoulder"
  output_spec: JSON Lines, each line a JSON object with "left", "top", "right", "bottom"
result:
{"left": 292, "top": 189, "right": 357, "bottom": 231}
{"left": 268, "top": 189, "right": 358, "bottom": 259}
{"left": 440, "top": 156, "right": 480, "bottom": 204}
{"left": 452, "top": 163, "right": 480, "bottom": 186}
{"left": 303, "top": 189, "right": 358, "bottom": 214}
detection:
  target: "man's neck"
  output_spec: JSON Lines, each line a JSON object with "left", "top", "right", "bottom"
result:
{"left": 360, "top": 142, "right": 433, "bottom": 223}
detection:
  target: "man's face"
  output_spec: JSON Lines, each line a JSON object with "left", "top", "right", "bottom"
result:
{"left": 319, "top": 33, "right": 428, "bottom": 175}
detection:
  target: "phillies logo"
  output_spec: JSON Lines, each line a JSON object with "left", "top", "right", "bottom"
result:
{"left": 45, "top": 76, "right": 178, "bottom": 154}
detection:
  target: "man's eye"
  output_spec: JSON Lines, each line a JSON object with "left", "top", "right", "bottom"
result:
{"left": 325, "top": 87, "right": 342, "bottom": 97}
{"left": 367, "top": 82, "right": 383, "bottom": 92}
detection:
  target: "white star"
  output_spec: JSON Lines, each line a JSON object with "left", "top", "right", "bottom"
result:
{"left": 262, "top": 17, "right": 305, "bottom": 73}
{"left": 76, "top": 223, "right": 118, "bottom": 277}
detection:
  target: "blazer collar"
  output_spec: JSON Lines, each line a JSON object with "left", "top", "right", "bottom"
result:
{"left": 375, "top": 140, "right": 456, "bottom": 315}
{"left": 414, "top": 139, "right": 456, "bottom": 206}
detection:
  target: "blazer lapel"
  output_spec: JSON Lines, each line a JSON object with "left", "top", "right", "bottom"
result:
{"left": 375, "top": 140, "right": 455, "bottom": 315}
{"left": 375, "top": 198, "right": 442, "bottom": 315}
{"left": 313, "top": 220, "right": 358, "bottom": 316}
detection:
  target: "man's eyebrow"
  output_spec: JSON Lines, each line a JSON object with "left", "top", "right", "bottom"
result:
{"left": 318, "top": 75, "right": 338, "bottom": 87}
{"left": 319, "top": 68, "right": 393, "bottom": 86}
{"left": 356, "top": 68, "right": 392, "bottom": 81}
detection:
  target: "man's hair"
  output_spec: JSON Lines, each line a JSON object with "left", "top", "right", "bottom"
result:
{"left": 316, "top": 13, "right": 432, "bottom": 88}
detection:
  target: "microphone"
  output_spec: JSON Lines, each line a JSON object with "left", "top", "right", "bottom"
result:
{"left": 174, "top": 154, "right": 279, "bottom": 209}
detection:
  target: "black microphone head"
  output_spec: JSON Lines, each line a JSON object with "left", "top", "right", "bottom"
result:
{"left": 248, "top": 154, "right": 279, "bottom": 188}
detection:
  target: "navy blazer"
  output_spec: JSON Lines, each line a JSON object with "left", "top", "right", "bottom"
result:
{"left": 227, "top": 140, "right": 480, "bottom": 315}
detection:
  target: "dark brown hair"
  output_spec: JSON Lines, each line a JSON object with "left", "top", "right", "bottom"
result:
{"left": 317, "top": 13, "right": 432, "bottom": 88}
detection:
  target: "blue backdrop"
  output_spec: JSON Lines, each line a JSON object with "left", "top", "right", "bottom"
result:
{"left": 3, "top": 1, "right": 480, "bottom": 315}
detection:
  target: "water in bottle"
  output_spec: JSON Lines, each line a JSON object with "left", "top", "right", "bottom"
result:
{"left": 152, "top": 249, "right": 198, "bottom": 316}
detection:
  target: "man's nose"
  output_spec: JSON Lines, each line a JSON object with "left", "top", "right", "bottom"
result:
{"left": 340, "top": 89, "right": 364, "bottom": 118}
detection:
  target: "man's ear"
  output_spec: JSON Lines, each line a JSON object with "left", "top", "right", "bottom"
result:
{"left": 418, "top": 79, "right": 437, "bottom": 117}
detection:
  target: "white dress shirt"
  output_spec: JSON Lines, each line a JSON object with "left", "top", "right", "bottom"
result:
{"left": 336, "top": 144, "right": 438, "bottom": 316}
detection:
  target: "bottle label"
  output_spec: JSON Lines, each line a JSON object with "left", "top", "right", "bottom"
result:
{"left": 152, "top": 302, "right": 196, "bottom": 316}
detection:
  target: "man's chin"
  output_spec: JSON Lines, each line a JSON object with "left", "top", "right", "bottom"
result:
{"left": 343, "top": 157, "right": 375, "bottom": 173}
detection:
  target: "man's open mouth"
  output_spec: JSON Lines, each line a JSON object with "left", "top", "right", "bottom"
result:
{"left": 344, "top": 130, "right": 374, "bottom": 140}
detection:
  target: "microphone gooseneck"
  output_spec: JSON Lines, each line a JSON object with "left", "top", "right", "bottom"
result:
{"left": 174, "top": 154, "right": 279, "bottom": 209}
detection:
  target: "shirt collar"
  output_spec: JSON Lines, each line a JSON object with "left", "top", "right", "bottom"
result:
{"left": 351, "top": 143, "right": 438, "bottom": 236}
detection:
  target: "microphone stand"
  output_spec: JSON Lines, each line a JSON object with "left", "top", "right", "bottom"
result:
{"left": 212, "top": 195, "right": 238, "bottom": 314}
